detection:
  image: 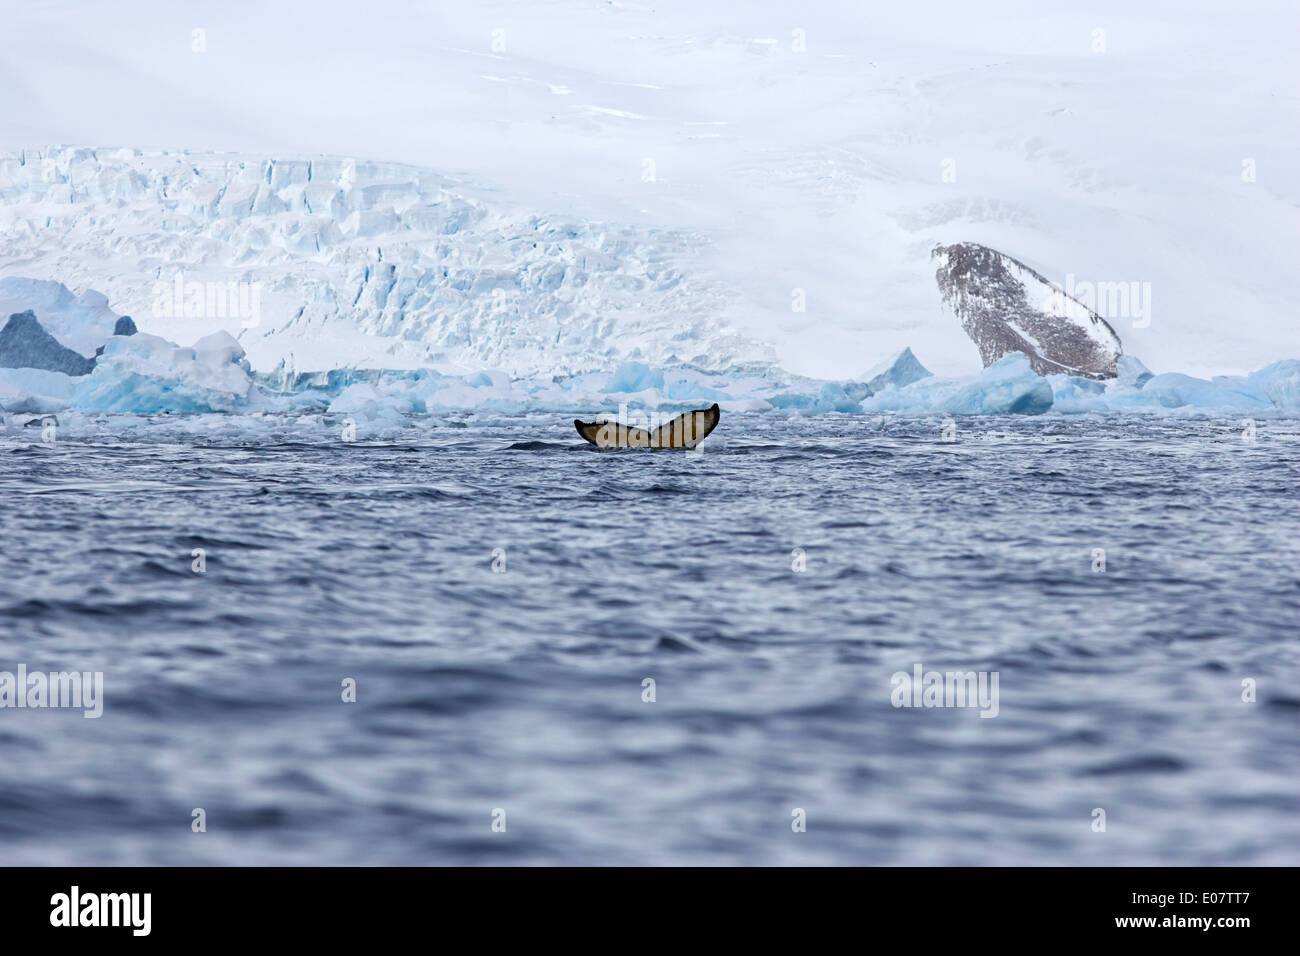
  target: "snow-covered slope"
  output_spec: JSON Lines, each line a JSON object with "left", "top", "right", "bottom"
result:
{"left": 0, "top": 1, "right": 1296, "bottom": 378}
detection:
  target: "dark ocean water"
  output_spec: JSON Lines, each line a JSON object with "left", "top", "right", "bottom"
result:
{"left": 1, "top": 412, "right": 1297, "bottom": 865}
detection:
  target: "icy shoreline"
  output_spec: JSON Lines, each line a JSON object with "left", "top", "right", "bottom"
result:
{"left": 4, "top": 344, "right": 1298, "bottom": 424}
{"left": 2, "top": 278, "right": 1296, "bottom": 420}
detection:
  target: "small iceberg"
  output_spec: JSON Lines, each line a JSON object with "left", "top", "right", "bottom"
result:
{"left": 71, "top": 331, "right": 254, "bottom": 413}
{"left": 942, "top": 353, "right": 1054, "bottom": 415}
{"left": 862, "top": 352, "right": 1052, "bottom": 415}
{"left": 860, "top": 347, "right": 933, "bottom": 393}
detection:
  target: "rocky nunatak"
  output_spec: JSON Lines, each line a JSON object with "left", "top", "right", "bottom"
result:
{"left": 933, "top": 242, "right": 1122, "bottom": 379}
{"left": 0, "top": 311, "right": 95, "bottom": 375}
{"left": 0, "top": 310, "right": 135, "bottom": 376}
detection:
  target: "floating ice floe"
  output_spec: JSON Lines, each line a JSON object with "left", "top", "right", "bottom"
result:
{"left": 1106, "top": 373, "right": 1272, "bottom": 412}
{"left": 1244, "top": 360, "right": 1300, "bottom": 409}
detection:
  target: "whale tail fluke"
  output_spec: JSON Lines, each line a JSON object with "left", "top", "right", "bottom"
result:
{"left": 575, "top": 403, "right": 720, "bottom": 450}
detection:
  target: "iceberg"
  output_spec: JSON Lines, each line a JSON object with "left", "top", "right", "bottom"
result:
{"left": 767, "top": 382, "right": 869, "bottom": 414}
{"left": 0, "top": 366, "right": 77, "bottom": 413}
{"left": 941, "top": 353, "right": 1053, "bottom": 415}
{"left": 1244, "top": 360, "right": 1300, "bottom": 410}
{"left": 860, "top": 347, "right": 933, "bottom": 392}
{"left": 1046, "top": 374, "right": 1109, "bottom": 414}
{"left": 328, "top": 383, "right": 418, "bottom": 423}
{"left": 665, "top": 378, "right": 731, "bottom": 403}
{"left": 858, "top": 375, "right": 965, "bottom": 413}
{"left": 860, "top": 353, "right": 1052, "bottom": 415}
{"left": 71, "top": 330, "right": 254, "bottom": 413}
{"left": 1115, "top": 355, "right": 1154, "bottom": 389}
{"left": 1105, "top": 373, "right": 1272, "bottom": 411}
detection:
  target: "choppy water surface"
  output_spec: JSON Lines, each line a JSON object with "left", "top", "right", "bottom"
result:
{"left": 1, "top": 413, "right": 1297, "bottom": 865}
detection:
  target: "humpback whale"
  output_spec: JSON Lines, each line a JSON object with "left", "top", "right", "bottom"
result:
{"left": 574, "top": 403, "right": 720, "bottom": 450}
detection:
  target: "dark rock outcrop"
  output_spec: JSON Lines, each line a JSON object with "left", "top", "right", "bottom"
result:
{"left": 94, "top": 315, "right": 137, "bottom": 359}
{"left": 933, "top": 243, "right": 1122, "bottom": 380}
{"left": 0, "top": 311, "right": 96, "bottom": 376}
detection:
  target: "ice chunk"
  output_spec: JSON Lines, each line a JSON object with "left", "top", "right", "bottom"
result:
{"left": 0, "top": 311, "right": 96, "bottom": 375}
{"left": 71, "top": 330, "right": 254, "bottom": 413}
{"left": 328, "top": 383, "right": 416, "bottom": 423}
{"left": 0, "top": 366, "right": 76, "bottom": 413}
{"left": 664, "top": 376, "right": 731, "bottom": 402}
{"left": 1107, "top": 372, "right": 1271, "bottom": 411}
{"left": 1115, "top": 355, "right": 1154, "bottom": 388}
{"left": 607, "top": 361, "right": 664, "bottom": 393}
{"left": 861, "top": 353, "right": 1050, "bottom": 415}
{"left": 768, "top": 382, "right": 864, "bottom": 413}
{"left": 859, "top": 377, "right": 965, "bottom": 413}
{"left": 942, "top": 353, "right": 1053, "bottom": 415}
{"left": 1244, "top": 360, "right": 1300, "bottom": 410}
{"left": 1047, "top": 374, "right": 1108, "bottom": 413}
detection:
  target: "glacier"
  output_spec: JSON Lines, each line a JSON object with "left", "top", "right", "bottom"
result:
{"left": 0, "top": 148, "right": 770, "bottom": 378}
{"left": 2, "top": 144, "right": 1296, "bottom": 419}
